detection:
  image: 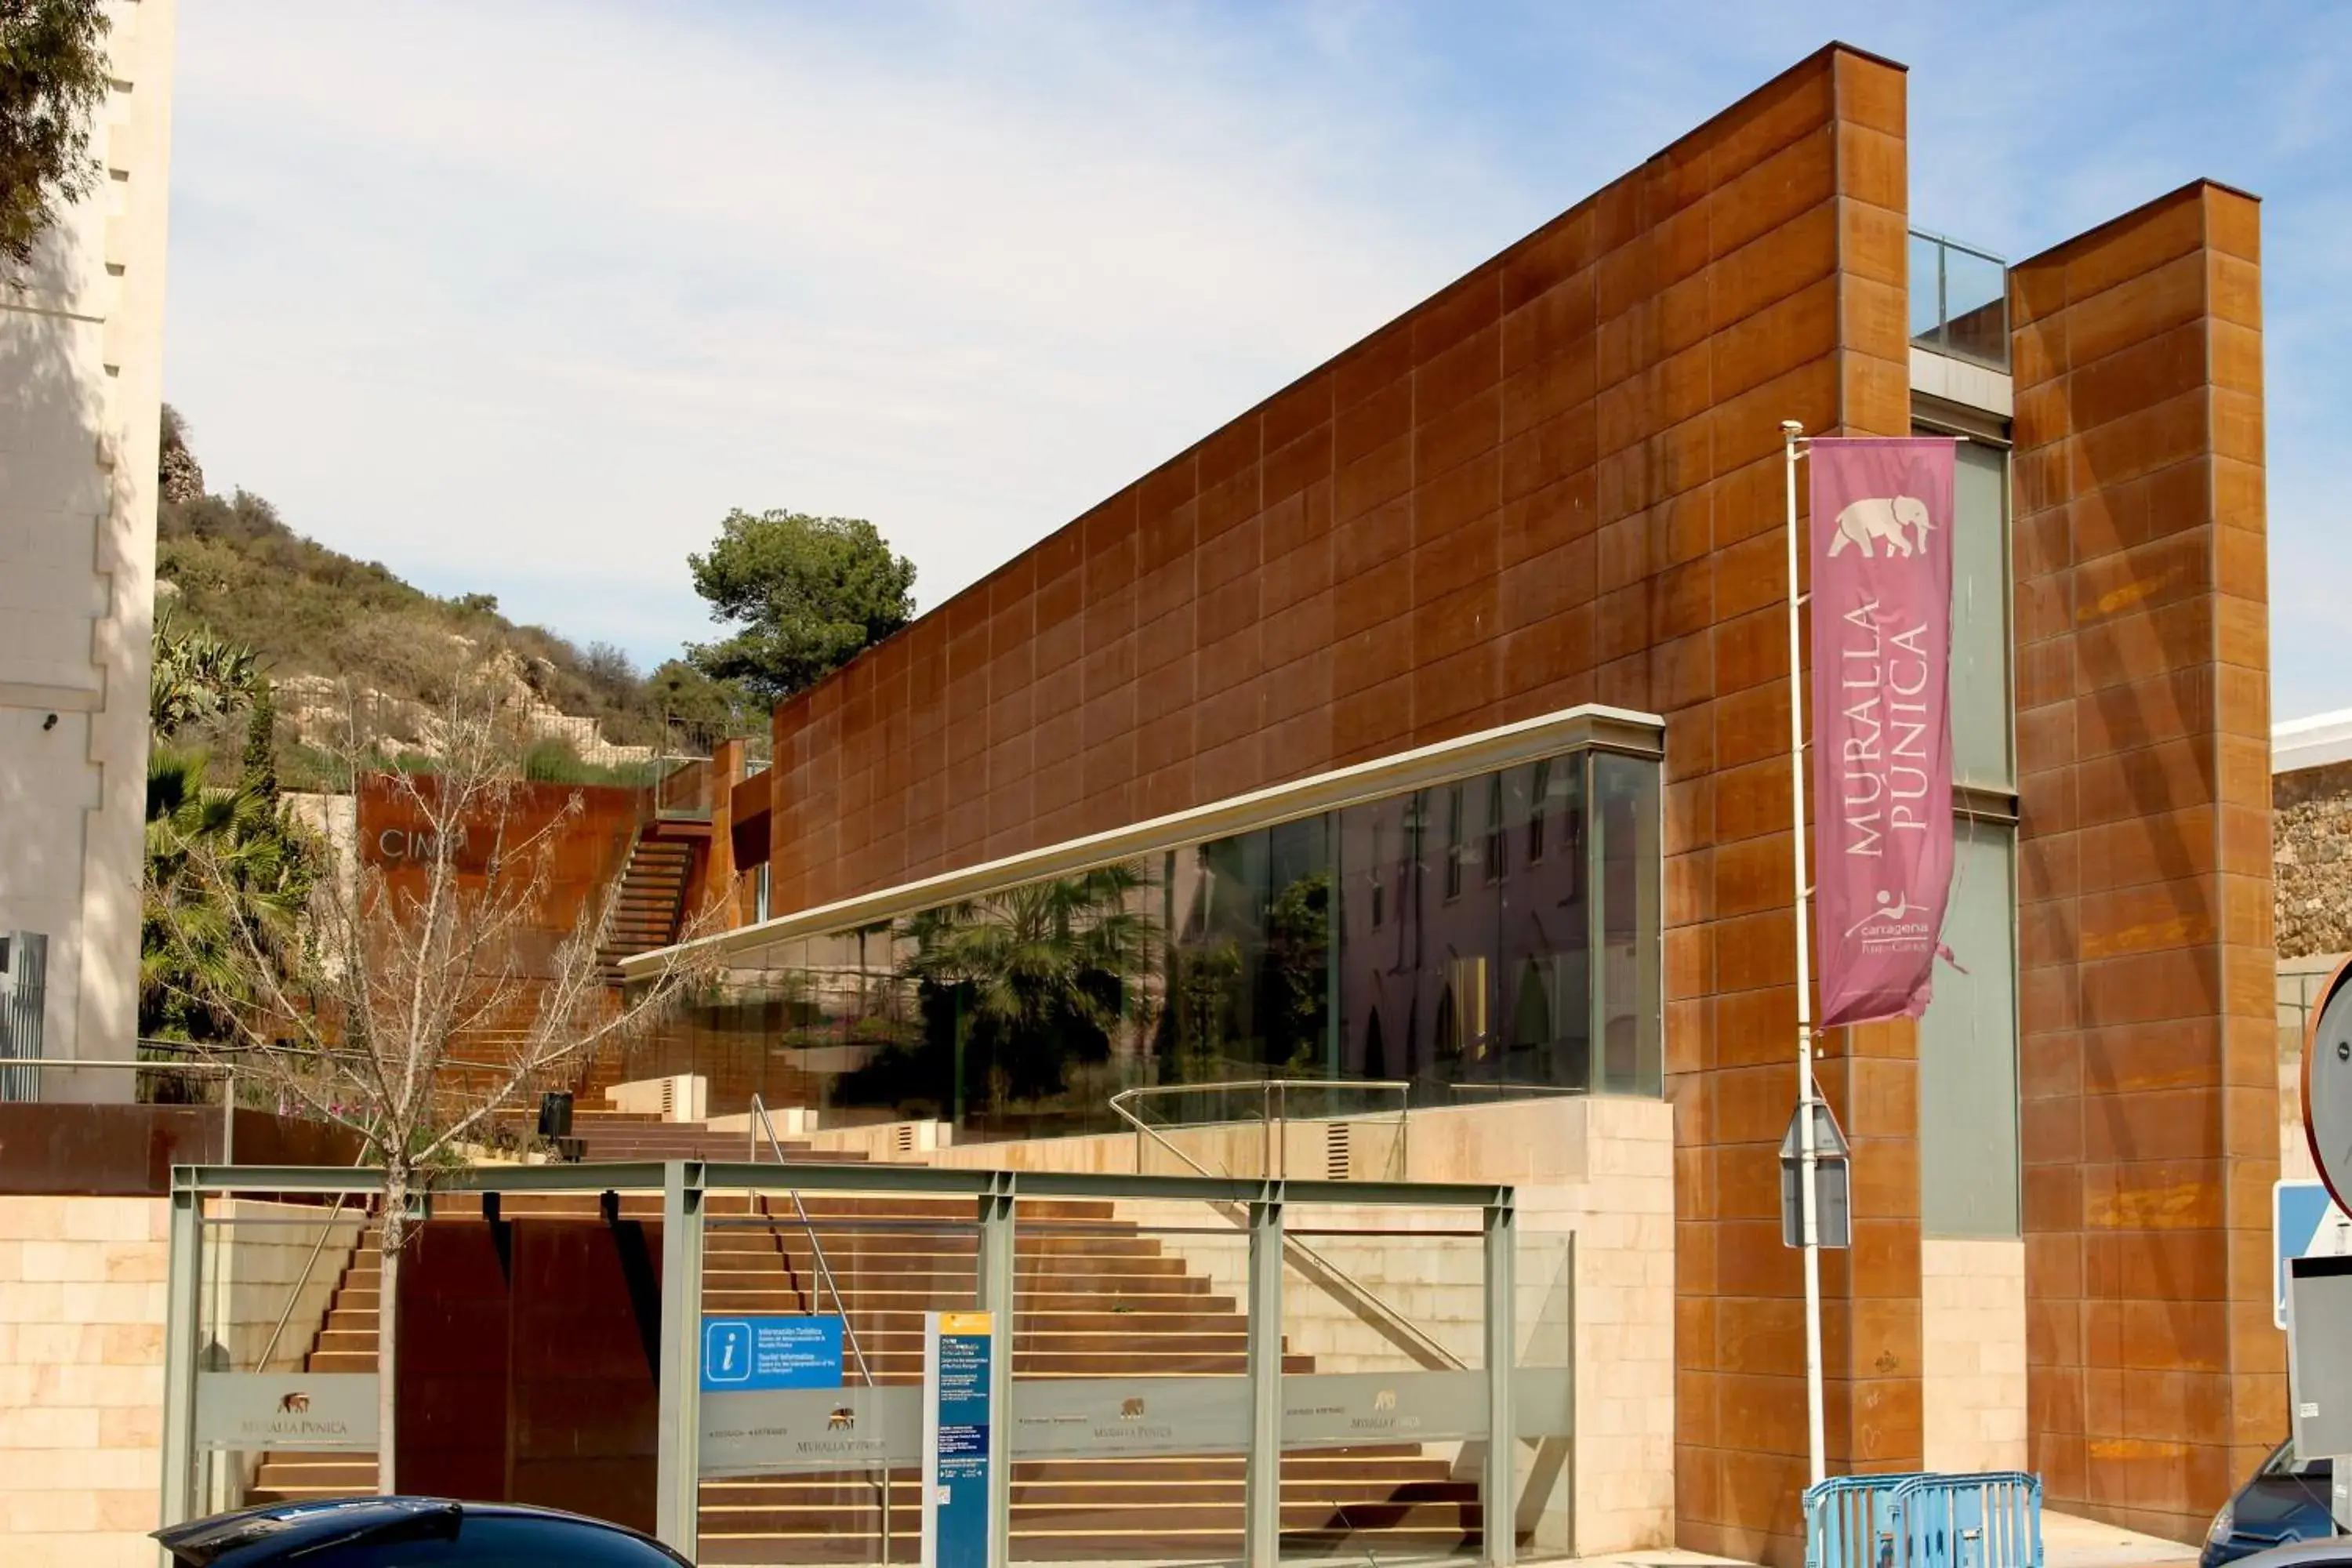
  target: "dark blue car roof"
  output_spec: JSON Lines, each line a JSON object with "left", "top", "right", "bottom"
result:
{"left": 152, "top": 1497, "right": 684, "bottom": 1567}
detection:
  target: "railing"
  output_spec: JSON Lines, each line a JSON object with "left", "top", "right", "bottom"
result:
{"left": 1107, "top": 1077, "right": 1461, "bottom": 1373}
{"left": 653, "top": 753, "right": 717, "bottom": 822}
{"left": 165, "top": 1159, "right": 1544, "bottom": 1565}
{"left": 748, "top": 1094, "right": 890, "bottom": 1555}
{"left": 1910, "top": 230, "right": 2009, "bottom": 371}
{"left": 1806, "top": 1471, "right": 2043, "bottom": 1568}
{"left": 253, "top": 1191, "right": 358, "bottom": 1373}
{"left": 0, "top": 1052, "right": 244, "bottom": 1163}
{"left": 1108, "top": 1076, "right": 1411, "bottom": 1181}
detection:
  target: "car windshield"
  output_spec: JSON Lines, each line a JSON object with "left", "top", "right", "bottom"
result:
{"left": 2262, "top": 1443, "right": 2334, "bottom": 1479}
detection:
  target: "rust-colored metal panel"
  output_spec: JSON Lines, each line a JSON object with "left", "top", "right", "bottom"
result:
{"left": 357, "top": 774, "right": 646, "bottom": 982}
{"left": 714, "top": 42, "right": 1926, "bottom": 1565}
{"left": 394, "top": 1218, "right": 661, "bottom": 1535}
{"left": 2010, "top": 178, "right": 2274, "bottom": 1544}
{"left": 0, "top": 1105, "right": 359, "bottom": 1196}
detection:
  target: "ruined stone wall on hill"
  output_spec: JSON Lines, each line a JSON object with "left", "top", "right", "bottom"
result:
{"left": 2276, "top": 761, "right": 2352, "bottom": 959}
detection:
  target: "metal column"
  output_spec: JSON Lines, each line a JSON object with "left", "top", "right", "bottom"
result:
{"left": 976, "top": 1172, "right": 1017, "bottom": 1568}
{"left": 1244, "top": 1181, "right": 1285, "bottom": 1568}
{"left": 656, "top": 1160, "right": 706, "bottom": 1556}
{"left": 1483, "top": 1192, "right": 1519, "bottom": 1568}
{"left": 159, "top": 1174, "right": 204, "bottom": 1533}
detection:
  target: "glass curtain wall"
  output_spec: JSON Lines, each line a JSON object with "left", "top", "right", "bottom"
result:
{"left": 669, "top": 743, "right": 1662, "bottom": 1139}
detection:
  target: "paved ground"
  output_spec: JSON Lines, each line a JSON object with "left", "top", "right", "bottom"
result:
{"left": 1556, "top": 1511, "right": 2198, "bottom": 1568}
{"left": 2042, "top": 1509, "right": 2201, "bottom": 1568}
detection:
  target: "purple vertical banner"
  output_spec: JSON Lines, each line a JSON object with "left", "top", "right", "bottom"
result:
{"left": 1808, "top": 437, "right": 1958, "bottom": 1026}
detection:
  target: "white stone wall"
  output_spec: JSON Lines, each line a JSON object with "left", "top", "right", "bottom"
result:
{"left": 0, "top": 1193, "right": 361, "bottom": 1563}
{"left": 1920, "top": 1237, "right": 2027, "bottom": 1473}
{"left": 0, "top": 0, "right": 179, "bottom": 1078}
{"left": 0, "top": 1196, "right": 170, "bottom": 1568}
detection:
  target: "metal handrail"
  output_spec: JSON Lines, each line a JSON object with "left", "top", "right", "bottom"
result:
{"left": 2, "top": 1054, "right": 241, "bottom": 1166}
{"left": 747, "top": 1096, "right": 875, "bottom": 1389}
{"left": 1105, "top": 1080, "right": 1461, "bottom": 1373}
{"left": 1107, "top": 1076, "right": 1411, "bottom": 1181}
{"left": 254, "top": 1192, "right": 357, "bottom": 1372}
{"left": 747, "top": 1094, "right": 890, "bottom": 1559}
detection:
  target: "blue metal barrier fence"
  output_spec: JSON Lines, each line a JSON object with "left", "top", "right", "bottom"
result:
{"left": 1806, "top": 1472, "right": 2042, "bottom": 1568}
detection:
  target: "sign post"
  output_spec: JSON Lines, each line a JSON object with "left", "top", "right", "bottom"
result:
{"left": 1780, "top": 423, "right": 1962, "bottom": 1491}
{"left": 924, "top": 1310, "right": 996, "bottom": 1568}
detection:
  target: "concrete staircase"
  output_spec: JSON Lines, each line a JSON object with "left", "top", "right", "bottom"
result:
{"left": 247, "top": 1181, "right": 1485, "bottom": 1561}
{"left": 593, "top": 828, "right": 697, "bottom": 985}
{"left": 554, "top": 1109, "right": 870, "bottom": 1165}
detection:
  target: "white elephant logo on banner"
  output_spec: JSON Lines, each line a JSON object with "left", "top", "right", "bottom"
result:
{"left": 1828, "top": 495, "right": 1934, "bottom": 558}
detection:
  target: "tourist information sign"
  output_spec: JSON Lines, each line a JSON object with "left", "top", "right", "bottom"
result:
{"left": 923, "top": 1310, "right": 996, "bottom": 1568}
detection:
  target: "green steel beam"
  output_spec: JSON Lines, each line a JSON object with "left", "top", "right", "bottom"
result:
{"left": 1483, "top": 1192, "right": 1519, "bottom": 1568}
{"left": 159, "top": 1181, "right": 204, "bottom": 1531}
{"left": 173, "top": 1160, "right": 1510, "bottom": 1213}
{"left": 975, "top": 1174, "right": 1016, "bottom": 1568}
{"left": 655, "top": 1161, "right": 706, "bottom": 1555}
{"left": 1243, "top": 1184, "right": 1284, "bottom": 1568}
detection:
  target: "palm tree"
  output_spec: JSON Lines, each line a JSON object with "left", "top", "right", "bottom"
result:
{"left": 140, "top": 746, "right": 312, "bottom": 1051}
{"left": 899, "top": 863, "right": 1160, "bottom": 1119}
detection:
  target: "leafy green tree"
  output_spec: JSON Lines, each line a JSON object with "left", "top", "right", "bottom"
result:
{"left": 1264, "top": 871, "right": 1331, "bottom": 1072}
{"left": 241, "top": 676, "right": 281, "bottom": 796}
{"left": 686, "top": 510, "right": 916, "bottom": 702}
{"left": 646, "top": 657, "right": 760, "bottom": 751}
{"left": 892, "top": 866, "right": 1156, "bottom": 1118}
{"left": 0, "top": 0, "right": 110, "bottom": 271}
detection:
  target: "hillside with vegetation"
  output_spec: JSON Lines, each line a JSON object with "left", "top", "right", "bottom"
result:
{"left": 154, "top": 408, "right": 755, "bottom": 785}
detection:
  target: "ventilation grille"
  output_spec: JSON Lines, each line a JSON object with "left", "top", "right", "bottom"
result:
{"left": 896, "top": 1125, "right": 916, "bottom": 1154}
{"left": 659, "top": 1077, "right": 677, "bottom": 1119}
{"left": 1325, "top": 1122, "right": 1352, "bottom": 1181}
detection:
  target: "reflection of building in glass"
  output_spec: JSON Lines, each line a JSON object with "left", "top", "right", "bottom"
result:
{"left": 650, "top": 720, "right": 1661, "bottom": 1139}
{"left": 1333, "top": 752, "right": 1657, "bottom": 1098}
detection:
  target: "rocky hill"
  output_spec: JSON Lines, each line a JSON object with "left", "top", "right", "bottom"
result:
{"left": 153, "top": 408, "right": 694, "bottom": 785}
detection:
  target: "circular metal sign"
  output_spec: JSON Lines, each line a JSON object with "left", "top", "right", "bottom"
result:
{"left": 2305, "top": 956, "right": 2352, "bottom": 1214}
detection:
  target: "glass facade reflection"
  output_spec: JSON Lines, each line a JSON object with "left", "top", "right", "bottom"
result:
{"left": 660, "top": 740, "right": 1663, "bottom": 1140}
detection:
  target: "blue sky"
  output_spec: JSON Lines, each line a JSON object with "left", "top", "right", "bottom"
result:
{"left": 164, "top": 2, "right": 2350, "bottom": 719}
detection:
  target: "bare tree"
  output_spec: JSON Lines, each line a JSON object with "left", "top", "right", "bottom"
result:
{"left": 149, "top": 655, "right": 720, "bottom": 1491}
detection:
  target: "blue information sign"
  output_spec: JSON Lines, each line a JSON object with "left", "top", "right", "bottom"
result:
{"left": 700, "top": 1315, "right": 845, "bottom": 1391}
{"left": 924, "top": 1311, "right": 994, "bottom": 1568}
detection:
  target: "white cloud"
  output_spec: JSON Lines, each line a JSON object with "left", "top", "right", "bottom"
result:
{"left": 165, "top": 0, "right": 2352, "bottom": 723}
{"left": 164, "top": 0, "right": 1534, "bottom": 667}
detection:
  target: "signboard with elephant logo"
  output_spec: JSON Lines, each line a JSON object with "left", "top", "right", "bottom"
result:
{"left": 194, "top": 1373, "right": 379, "bottom": 1450}
{"left": 1279, "top": 1370, "right": 1486, "bottom": 1448}
{"left": 1004, "top": 1374, "right": 1250, "bottom": 1457}
{"left": 700, "top": 1385, "right": 919, "bottom": 1476}
{"left": 1807, "top": 435, "right": 1961, "bottom": 1026}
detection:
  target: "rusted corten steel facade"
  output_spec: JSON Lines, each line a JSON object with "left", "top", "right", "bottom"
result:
{"left": 723, "top": 44, "right": 2270, "bottom": 1560}
{"left": 2009, "top": 182, "right": 2277, "bottom": 1543}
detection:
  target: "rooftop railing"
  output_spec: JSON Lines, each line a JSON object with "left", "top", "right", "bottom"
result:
{"left": 1911, "top": 230, "right": 2009, "bottom": 371}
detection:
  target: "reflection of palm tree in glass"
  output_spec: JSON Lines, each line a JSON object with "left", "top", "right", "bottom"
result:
{"left": 899, "top": 863, "right": 1159, "bottom": 1125}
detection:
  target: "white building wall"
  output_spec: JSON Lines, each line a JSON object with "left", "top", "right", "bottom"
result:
{"left": 0, "top": 0, "right": 178, "bottom": 1077}
{"left": 1920, "top": 1237, "right": 2027, "bottom": 1473}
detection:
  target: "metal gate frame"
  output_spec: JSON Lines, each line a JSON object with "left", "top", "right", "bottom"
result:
{"left": 164, "top": 1160, "right": 1549, "bottom": 1568}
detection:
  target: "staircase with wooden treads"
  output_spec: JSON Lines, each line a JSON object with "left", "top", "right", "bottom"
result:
{"left": 593, "top": 828, "right": 698, "bottom": 985}
{"left": 249, "top": 1181, "right": 1486, "bottom": 1561}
